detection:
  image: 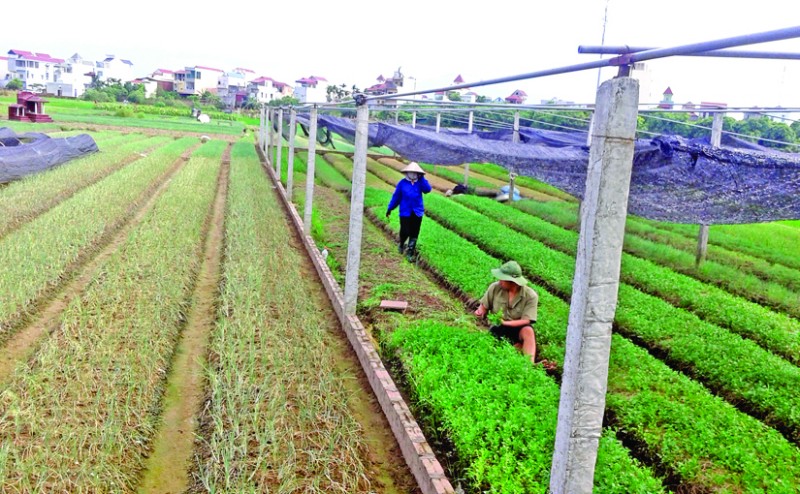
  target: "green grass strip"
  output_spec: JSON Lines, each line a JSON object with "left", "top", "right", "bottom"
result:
{"left": 0, "top": 137, "right": 196, "bottom": 339}
{"left": 0, "top": 141, "right": 223, "bottom": 491}
{"left": 463, "top": 162, "right": 577, "bottom": 201}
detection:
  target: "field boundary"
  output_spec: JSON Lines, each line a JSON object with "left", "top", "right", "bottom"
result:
{"left": 257, "top": 145, "right": 454, "bottom": 494}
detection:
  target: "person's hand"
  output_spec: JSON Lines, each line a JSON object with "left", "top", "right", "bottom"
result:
{"left": 385, "top": 211, "right": 391, "bottom": 219}
{"left": 474, "top": 305, "right": 486, "bottom": 318}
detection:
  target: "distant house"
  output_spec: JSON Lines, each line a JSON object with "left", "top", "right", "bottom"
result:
{"left": 151, "top": 69, "right": 175, "bottom": 92}
{"left": 364, "top": 68, "right": 404, "bottom": 107}
{"left": 0, "top": 56, "right": 10, "bottom": 87}
{"left": 174, "top": 65, "right": 224, "bottom": 96}
{"left": 293, "top": 75, "right": 327, "bottom": 103}
{"left": 6, "top": 49, "right": 65, "bottom": 91}
{"left": 130, "top": 77, "right": 159, "bottom": 98}
{"left": 505, "top": 89, "right": 527, "bottom": 104}
{"left": 433, "top": 75, "right": 477, "bottom": 103}
{"left": 698, "top": 101, "right": 727, "bottom": 119}
{"left": 46, "top": 53, "right": 94, "bottom": 98}
{"left": 95, "top": 55, "right": 134, "bottom": 82}
{"left": 657, "top": 87, "right": 674, "bottom": 109}
{"left": 248, "top": 76, "right": 291, "bottom": 104}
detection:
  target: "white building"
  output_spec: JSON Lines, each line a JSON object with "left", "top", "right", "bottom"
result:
{"left": 0, "top": 56, "right": 9, "bottom": 87}
{"left": 174, "top": 65, "right": 223, "bottom": 96}
{"left": 293, "top": 75, "right": 327, "bottom": 103}
{"left": 6, "top": 49, "right": 64, "bottom": 91}
{"left": 46, "top": 53, "right": 94, "bottom": 97}
{"left": 94, "top": 55, "right": 134, "bottom": 82}
{"left": 248, "top": 76, "right": 291, "bottom": 104}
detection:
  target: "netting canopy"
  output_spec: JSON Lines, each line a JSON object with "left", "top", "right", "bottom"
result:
{"left": 296, "top": 114, "right": 800, "bottom": 224}
{"left": 0, "top": 128, "right": 99, "bottom": 183}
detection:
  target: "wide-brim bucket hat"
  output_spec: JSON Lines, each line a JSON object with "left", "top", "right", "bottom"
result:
{"left": 400, "top": 162, "right": 426, "bottom": 175}
{"left": 491, "top": 260, "right": 528, "bottom": 286}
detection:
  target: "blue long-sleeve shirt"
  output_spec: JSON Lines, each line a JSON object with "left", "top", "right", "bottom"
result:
{"left": 387, "top": 176, "right": 432, "bottom": 217}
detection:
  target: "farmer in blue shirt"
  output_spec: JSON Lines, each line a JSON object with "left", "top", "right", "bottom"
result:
{"left": 386, "top": 162, "right": 432, "bottom": 262}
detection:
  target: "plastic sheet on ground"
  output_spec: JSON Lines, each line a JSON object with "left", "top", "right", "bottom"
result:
{"left": 0, "top": 128, "right": 99, "bottom": 183}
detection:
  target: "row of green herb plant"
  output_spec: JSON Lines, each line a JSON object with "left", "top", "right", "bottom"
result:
{"left": 386, "top": 321, "right": 665, "bottom": 494}
{"left": 45, "top": 111, "right": 246, "bottom": 136}
{"left": 0, "top": 137, "right": 197, "bottom": 339}
{"left": 418, "top": 193, "right": 800, "bottom": 442}
{"left": 452, "top": 194, "right": 800, "bottom": 366}
{"left": 0, "top": 133, "right": 168, "bottom": 239}
{"left": 361, "top": 186, "right": 800, "bottom": 493}
{"left": 464, "top": 162, "right": 577, "bottom": 201}
{"left": 192, "top": 142, "right": 374, "bottom": 492}
{"left": 0, "top": 141, "right": 224, "bottom": 491}
{"left": 511, "top": 198, "right": 800, "bottom": 311}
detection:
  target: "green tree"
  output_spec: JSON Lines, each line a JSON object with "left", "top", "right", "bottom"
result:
{"left": 5, "top": 78, "right": 23, "bottom": 91}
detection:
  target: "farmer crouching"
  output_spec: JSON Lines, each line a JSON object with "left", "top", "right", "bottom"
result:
{"left": 474, "top": 260, "right": 552, "bottom": 368}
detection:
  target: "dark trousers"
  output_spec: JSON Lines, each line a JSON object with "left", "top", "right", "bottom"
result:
{"left": 399, "top": 214, "right": 423, "bottom": 246}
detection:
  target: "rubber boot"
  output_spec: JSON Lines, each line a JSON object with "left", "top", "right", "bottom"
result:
{"left": 406, "top": 238, "right": 417, "bottom": 262}
{"left": 398, "top": 239, "right": 407, "bottom": 255}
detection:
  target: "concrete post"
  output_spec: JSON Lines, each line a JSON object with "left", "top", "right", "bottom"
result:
{"left": 513, "top": 111, "right": 520, "bottom": 143}
{"left": 344, "top": 103, "right": 370, "bottom": 316}
{"left": 464, "top": 110, "right": 474, "bottom": 185}
{"left": 436, "top": 113, "right": 441, "bottom": 133}
{"left": 696, "top": 112, "right": 723, "bottom": 266}
{"left": 275, "top": 107, "right": 284, "bottom": 176}
{"left": 303, "top": 106, "right": 318, "bottom": 233}
{"left": 287, "top": 108, "right": 297, "bottom": 201}
{"left": 265, "top": 107, "right": 272, "bottom": 159}
{"left": 259, "top": 106, "right": 265, "bottom": 149}
{"left": 412, "top": 111, "right": 417, "bottom": 129}
{"left": 395, "top": 109, "right": 399, "bottom": 124}
{"left": 550, "top": 76, "right": 639, "bottom": 494}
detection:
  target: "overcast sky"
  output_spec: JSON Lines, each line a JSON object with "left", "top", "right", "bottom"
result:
{"left": 5, "top": 0, "right": 800, "bottom": 108}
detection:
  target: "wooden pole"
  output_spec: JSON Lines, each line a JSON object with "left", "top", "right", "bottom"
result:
{"left": 303, "top": 105, "right": 318, "bottom": 233}
{"left": 287, "top": 108, "right": 297, "bottom": 201}
{"left": 344, "top": 102, "right": 370, "bottom": 316}
{"left": 550, "top": 76, "right": 639, "bottom": 494}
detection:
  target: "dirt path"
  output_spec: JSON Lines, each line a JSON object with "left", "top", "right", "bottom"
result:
{"left": 0, "top": 147, "right": 196, "bottom": 383}
{"left": 136, "top": 146, "right": 230, "bottom": 493}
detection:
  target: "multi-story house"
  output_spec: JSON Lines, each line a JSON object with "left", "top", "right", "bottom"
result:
{"left": 94, "top": 55, "right": 134, "bottom": 82}
{"left": 47, "top": 53, "right": 94, "bottom": 97}
{"left": 364, "top": 69, "right": 404, "bottom": 107}
{"left": 247, "top": 76, "right": 291, "bottom": 104}
{"left": 174, "top": 65, "right": 223, "bottom": 96}
{"left": 505, "top": 89, "right": 528, "bottom": 104}
{"left": 0, "top": 56, "right": 9, "bottom": 87}
{"left": 6, "top": 49, "right": 64, "bottom": 91}
{"left": 151, "top": 69, "right": 175, "bottom": 92}
{"left": 293, "top": 75, "right": 327, "bottom": 103}
{"left": 218, "top": 68, "right": 257, "bottom": 108}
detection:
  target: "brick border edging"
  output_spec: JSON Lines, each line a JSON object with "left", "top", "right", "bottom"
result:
{"left": 257, "top": 148, "right": 454, "bottom": 494}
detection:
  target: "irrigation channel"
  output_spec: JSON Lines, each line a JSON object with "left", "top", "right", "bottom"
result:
{"left": 267, "top": 123, "right": 800, "bottom": 494}
{"left": 0, "top": 129, "right": 417, "bottom": 493}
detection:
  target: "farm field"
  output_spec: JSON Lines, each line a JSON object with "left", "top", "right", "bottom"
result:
{"left": 2, "top": 112, "right": 799, "bottom": 493}
{"left": 0, "top": 128, "right": 415, "bottom": 493}
{"left": 273, "top": 138, "right": 800, "bottom": 494}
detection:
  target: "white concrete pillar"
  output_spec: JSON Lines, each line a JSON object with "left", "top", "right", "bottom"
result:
{"left": 696, "top": 112, "right": 723, "bottom": 266}
{"left": 436, "top": 113, "right": 441, "bottom": 133}
{"left": 550, "top": 76, "right": 640, "bottom": 494}
{"left": 344, "top": 103, "right": 370, "bottom": 316}
{"left": 287, "top": 108, "right": 297, "bottom": 201}
{"left": 513, "top": 111, "right": 520, "bottom": 143}
{"left": 412, "top": 111, "right": 417, "bottom": 129}
{"left": 303, "top": 106, "right": 318, "bottom": 232}
{"left": 275, "top": 107, "right": 284, "bottom": 176}
{"left": 266, "top": 107, "right": 273, "bottom": 161}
